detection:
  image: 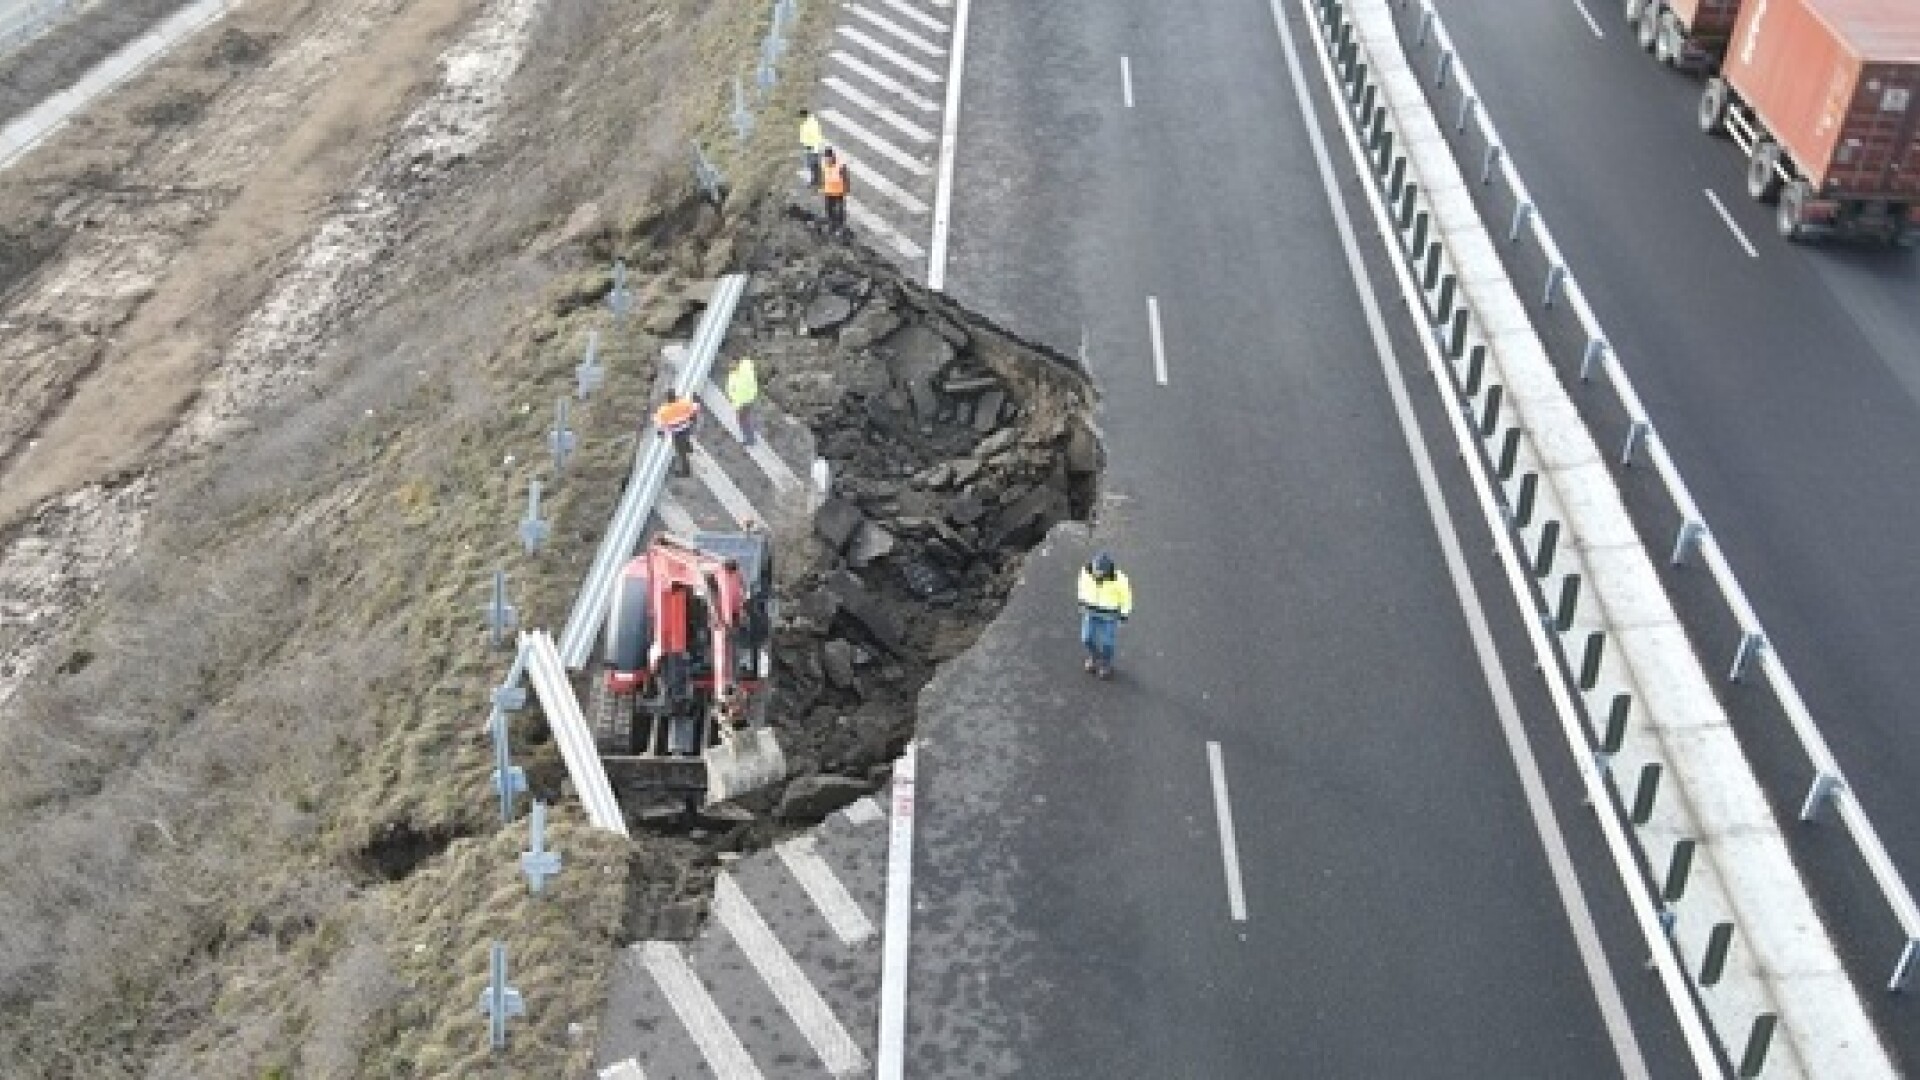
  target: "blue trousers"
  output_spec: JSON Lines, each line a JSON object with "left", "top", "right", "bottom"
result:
{"left": 1081, "top": 611, "right": 1119, "bottom": 665}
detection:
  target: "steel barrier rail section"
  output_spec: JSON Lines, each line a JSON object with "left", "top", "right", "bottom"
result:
{"left": 1392, "top": 1, "right": 1920, "bottom": 993}
{"left": 1313, "top": 2, "right": 1896, "bottom": 1075}
{"left": 556, "top": 272, "right": 750, "bottom": 670}
{"left": 523, "top": 629, "right": 627, "bottom": 835}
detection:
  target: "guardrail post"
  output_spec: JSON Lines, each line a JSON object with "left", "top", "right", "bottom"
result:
{"left": 1578, "top": 629, "right": 1602, "bottom": 689}
{"left": 1631, "top": 762, "right": 1662, "bottom": 824}
{"left": 1447, "top": 309, "right": 1469, "bottom": 359}
{"left": 1481, "top": 143, "right": 1503, "bottom": 184}
{"left": 1374, "top": 128, "right": 1395, "bottom": 173}
{"left": 550, "top": 398, "right": 578, "bottom": 473}
{"left": 1388, "top": 155, "right": 1408, "bottom": 200}
{"left": 1478, "top": 384, "right": 1502, "bottom": 437}
{"left": 1464, "top": 343, "right": 1486, "bottom": 396}
{"left": 1435, "top": 49, "right": 1453, "bottom": 90}
{"left": 1580, "top": 338, "right": 1607, "bottom": 382}
{"left": 1416, "top": 6, "right": 1432, "bottom": 45}
{"left": 1621, "top": 420, "right": 1649, "bottom": 467}
{"left": 1534, "top": 520, "right": 1561, "bottom": 578}
{"left": 1701, "top": 922, "right": 1735, "bottom": 986}
{"left": 1456, "top": 93, "right": 1476, "bottom": 133}
{"left": 1554, "top": 573, "right": 1581, "bottom": 632}
{"left": 1891, "top": 939, "right": 1919, "bottom": 992}
{"left": 577, "top": 329, "right": 606, "bottom": 398}
{"left": 1514, "top": 472, "right": 1538, "bottom": 528}
{"left": 1496, "top": 427, "right": 1521, "bottom": 479}
{"left": 479, "top": 941, "right": 525, "bottom": 1051}
{"left": 1543, "top": 265, "right": 1567, "bottom": 308}
{"left": 1411, "top": 211, "right": 1431, "bottom": 264}
{"left": 1729, "top": 631, "right": 1765, "bottom": 682}
{"left": 1798, "top": 771, "right": 1839, "bottom": 822}
{"left": 1423, "top": 244, "right": 1444, "bottom": 293}
{"left": 1602, "top": 693, "right": 1630, "bottom": 754}
{"left": 1436, "top": 274, "right": 1457, "bottom": 323}
{"left": 1669, "top": 520, "right": 1705, "bottom": 566}
{"left": 608, "top": 261, "right": 634, "bottom": 322}
{"left": 1508, "top": 199, "right": 1532, "bottom": 241}
{"left": 520, "top": 479, "right": 550, "bottom": 554}
{"left": 484, "top": 570, "right": 518, "bottom": 650}
{"left": 491, "top": 706, "right": 526, "bottom": 823}
{"left": 1737, "top": 1014, "right": 1778, "bottom": 1078}
{"left": 1663, "top": 838, "right": 1696, "bottom": 902}
{"left": 1399, "top": 183, "right": 1420, "bottom": 230}
{"left": 1358, "top": 78, "right": 1375, "bottom": 117}
{"left": 521, "top": 800, "right": 564, "bottom": 894}
{"left": 731, "top": 75, "right": 755, "bottom": 142}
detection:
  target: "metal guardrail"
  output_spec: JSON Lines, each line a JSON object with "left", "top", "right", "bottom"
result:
{"left": 556, "top": 272, "right": 749, "bottom": 670}
{"left": 523, "top": 629, "right": 627, "bottom": 836}
{"left": 1385, "top": 0, "right": 1920, "bottom": 992}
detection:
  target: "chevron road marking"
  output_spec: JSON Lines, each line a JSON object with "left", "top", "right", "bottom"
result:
{"left": 779, "top": 836, "right": 878, "bottom": 945}
{"left": 846, "top": 198, "right": 926, "bottom": 259}
{"left": 822, "top": 108, "right": 930, "bottom": 175}
{"left": 598, "top": 1059, "right": 647, "bottom": 1080}
{"left": 846, "top": 4, "right": 946, "bottom": 56}
{"left": 877, "top": 0, "right": 949, "bottom": 35}
{"left": 690, "top": 446, "right": 760, "bottom": 528}
{"left": 715, "top": 873, "right": 869, "bottom": 1076}
{"left": 836, "top": 26, "right": 942, "bottom": 82}
{"left": 637, "top": 941, "right": 765, "bottom": 1080}
{"left": 842, "top": 795, "right": 885, "bottom": 825}
{"left": 819, "top": 145, "right": 928, "bottom": 214}
{"left": 830, "top": 49, "right": 940, "bottom": 110}
{"left": 825, "top": 75, "right": 934, "bottom": 143}
{"left": 655, "top": 493, "right": 700, "bottom": 536}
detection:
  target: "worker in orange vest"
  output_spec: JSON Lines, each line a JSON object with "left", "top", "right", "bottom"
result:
{"left": 819, "top": 147, "right": 851, "bottom": 236}
{"left": 654, "top": 389, "right": 701, "bottom": 477}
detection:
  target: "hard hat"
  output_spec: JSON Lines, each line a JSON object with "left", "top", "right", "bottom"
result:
{"left": 1091, "top": 551, "right": 1115, "bottom": 578}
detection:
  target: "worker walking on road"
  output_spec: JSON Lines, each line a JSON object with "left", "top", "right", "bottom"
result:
{"left": 1077, "top": 551, "right": 1132, "bottom": 679}
{"left": 799, "top": 109, "right": 826, "bottom": 188}
{"left": 654, "top": 389, "right": 701, "bottom": 477}
{"left": 820, "top": 147, "right": 851, "bottom": 236}
{"left": 726, "top": 354, "right": 760, "bottom": 447}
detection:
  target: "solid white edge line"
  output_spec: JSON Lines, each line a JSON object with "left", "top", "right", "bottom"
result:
{"left": 1206, "top": 741, "right": 1250, "bottom": 922}
{"left": 715, "top": 874, "right": 867, "bottom": 1075}
{"left": 1274, "top": 2, "right": 1654, "bottom": 1076}
{"left": 1120, "top": 54, "right": 1135, "bottom": 108}
{"left": 875, "top": 742, "right": 919, "bottom": 1080}
{"left": 1146, "top": 295, "right": 1169, "bottom": 385}
{"left": 1704, "top": 188, "right": 1760, "bottom": 258}
{"left": 637, "top": 941, "right": 766, "bottom": 1080}
{"left": 1571, "top": 0, "right": 1606, "bottom": 39}
{"left": 924, "top": 0, "right": 972, "bottom": 290}
{"left": 778, "top": 836, "right": 879, "bottom": 945}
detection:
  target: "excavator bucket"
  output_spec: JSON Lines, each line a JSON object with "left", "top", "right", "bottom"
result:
{"left": 703, "top": 723, "right": 785, "bottom": 804}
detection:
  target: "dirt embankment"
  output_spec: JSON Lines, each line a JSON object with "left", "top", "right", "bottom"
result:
{"left": 0, "top": 0, "right": 1096, "bottom": 1075}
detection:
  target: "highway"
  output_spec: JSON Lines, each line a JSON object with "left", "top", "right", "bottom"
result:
{"left": 900, "top": 0, "right": 1695, "bottom": 1073}
{"left": 1414, "top": 0, "right": 1920, "bottom": 1051}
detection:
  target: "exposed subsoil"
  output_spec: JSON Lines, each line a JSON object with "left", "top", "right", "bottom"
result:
{"left": 0, "top": 0, "right": 1094, "bottom": 1075}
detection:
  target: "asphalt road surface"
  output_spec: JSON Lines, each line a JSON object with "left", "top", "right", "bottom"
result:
{"left": 899, "top": 0, "right": 1696, "bottom": 1074}
{"left": 1419, "top": 0, "right": 1920, "bottom": 1038}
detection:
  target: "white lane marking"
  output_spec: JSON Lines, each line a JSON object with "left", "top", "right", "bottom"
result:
{"left": 715, "top": 873, "right": 868, "bottom": 1076}
{"left": 778, "top": 836, "right": 878, "bottom": 945}
{"left": 842, "top": 794, "right": 885, "bottom": 825}
{"left": 924, "top": 0, "right": 972, "bottom": 290}
{"left": 1704, "top": 188, "right": 1760, "bottom": 258}
{"left": 656, "top": 492, "right": 700, "bottom": 536}
{"left": 1205, "top": 742, "right": 1249, "bottom": 922}
{"left": 847, "top": 3, "right": 947, "bottom": 56}
{"left": 599, "top": 1059, "right": 648, "bottom": 1080}
{"left": 1571, "top": 0, "right": 1605, "bottom": 38}
{"left": 831, "top": 49, "right": 941, "bottom": 111}
{"left": 822, "top": 144, "right": 929, "bottom": 214}
{"left": 824, "top": 75, "right": 935, "bottom": 143}
{"left": 1146, "top": 295, "right": 1170, "bottom": 385}
{"left": 837, "top": 26, "right": 943, "bottom": 82}
{"left": 637, "top": 941, "right": 765, "bottom": 1080}
{"left": 1276, "top": 2, "right": 1650, "bottom": 1075}
{"left": 846, "top": 197, "right": 928, "bottom": 259}
{"left": 821, "top": 108, "right": 932, "bottom": 176}
{"left": 877, "top": 0, "right": 949, "bottom": 36}
{"left": 1120, "top": 55, "right": 1135, "bottom": 108}
{"left": 690, "top": 446, "right": 760, "bottom": 528}
{"left": 876, "top": 743, "right": 919, "bottom": 1080}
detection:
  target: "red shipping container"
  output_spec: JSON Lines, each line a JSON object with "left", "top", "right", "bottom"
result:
{"left": 1722, "top": 0, "right": 1920, "bottom": 198}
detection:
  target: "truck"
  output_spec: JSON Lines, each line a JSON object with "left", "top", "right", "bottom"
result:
{"left": 1642, "top": 0, "right": 1920, "bottom": 243}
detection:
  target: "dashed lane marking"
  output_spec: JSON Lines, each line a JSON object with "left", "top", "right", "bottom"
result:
{"left": 846, "top": 197, "right": 927, "bottom": 259}
{"left": 836, "top": 26, "right": 943, "bottom": 83}
{"left": 830, "top": 49, "right": 941, "bottom": 110}
{"left": 1571, "top": 0, "right": 1605, "bottom": 37}
{"left": 779, "top": 836, "right": 878, "bottom": 945}
{"left": 821, "top": 108, "right": 931, "bottom": 175}
{"left": 1206, "top": 741, "right": 1249, "bottom": 922}
{"left": 875, "top": 0, "right": 950, "bottom": 36}
{"left": 1146, "top": 295, "right": 1169, "bottom": 385}
{"left": 845, "top": 3, "right": 947, "bottom": 57}
{"left": 690, "top": 446, "right": 760, "bottom": 528}
{"left": 715, "top": 873, "right": 869, "bottom": 1077}
{"left": 825, "top": 75, "right": 935, "bottom": 143}
{"left": 1704, "top": 188, "right": 1759, "bottom": 258}
{"left": 637, "top": 941, "right": 765, "bottom": 1080}
{"left": 1121, "top": 54, "right": 1135, "bottom": 108}
{"left": 819, "top": 145, "right": 929, "bottom": 214}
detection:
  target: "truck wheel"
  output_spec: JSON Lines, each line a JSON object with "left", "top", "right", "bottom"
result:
{"left": 1698, "top": 79, "right": 1729, "bottom": 134}
{"left": 1747, "top": 141, "right": 1784, "bottom": 202}
{"left": 1654, "top": 16, "right": 1679, "bottom": 65}
{"left": 1777, "top": 181, "right": 1810, "bottom": 241}
{"left": 1637, "top": 4, "right": 1660, "bottom": 51}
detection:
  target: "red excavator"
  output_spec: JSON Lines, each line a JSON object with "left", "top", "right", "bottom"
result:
{"left": 595, "top": 530, "right": 785, "bottom": 811}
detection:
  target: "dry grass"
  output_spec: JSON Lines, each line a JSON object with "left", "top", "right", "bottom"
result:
{"left": 0, "top": 0, "right": 835, "bottom": 1074}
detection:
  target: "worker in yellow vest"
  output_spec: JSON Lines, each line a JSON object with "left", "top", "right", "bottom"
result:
{"left": 819, "top": 147, "right": 851, "bottom": 236}
{"left": 798, "top": 109, "right": 826, "bottom": 188}
{"left": 726, "top": 355, "right": 760, "bottom": 447}
{"left": 654, "top": 389, "right": 701, "bottom": 477}
{"left": 1077, "top": 551, "right": 1133, "bottom": 678}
